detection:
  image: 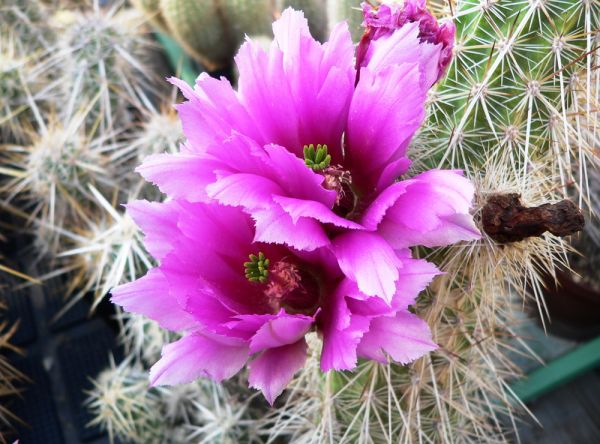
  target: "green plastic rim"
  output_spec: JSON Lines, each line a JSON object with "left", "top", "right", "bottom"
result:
{"left": 511, "top": 335, "right": 600, "bottom": 403}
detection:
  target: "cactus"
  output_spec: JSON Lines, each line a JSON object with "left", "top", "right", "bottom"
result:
{"left": 0, "top": 2, "right": 160, "bottom": 281}
{"left": 50, "top": 5, "right": 154, "bottom": 130}
{"left": 81, "top": 2, "right": 598, "bottom": 443}
{"left": 254, "top": 0, "right": 597, "bottom": 442}
{"left": 180, "top": 377, "right": 264, "bottom": 443}
{"left": 565, "top": 70, "right": 600, "bottom": 289}
{"left": 86, "top": 357, "right": 167, "bottom": 444}
{"left": 321, "top": 0, "right": 597, "bottom": 442}
{"left": 418, "top": 0, "right": 596, "bottom": 320}
{"left": 0, "top": 40, "right": 32, "bottom": 144}
{"left": 126, "top": 104, "right": 183, "bottom": 166}
{"left": 284, "top": 0, "right": 328, "bottom": 41}
{"left": 0, "top": 0, "right": 54, "bottom": 53}
{"left": 118, "top": 313, "right": 170, "bottom": 366}
{"left": 47, "top": 96, "right": 182, "bottom": 308}
{"left": 159, "top": 0, "right": 272, "bottom": 70}
{"left": 0, "top": 314, "right": 27, "bottom": 443}
{"left": 87, "top": 354, "right": 267, "bottom": 443}
{"left": 133, "top": 0, "right": 328, "bottom": 69}
{"left": 130, "top": 0, "right": 170, "bottom": 32}
{"left": 571, "top": 181, "right": 600, "bottom": 289}
{"left": 0, "top": 34, "right": 55, "bottom": 144}
{"left": 0, "top": 107, "right": 120, "bottom": 256}
{"left": 327, "top": 0, "right": 364, "bottom": 41}
{"left": 55, "top": 185, "right": 153, "bottom": 310}
{"left": 425, "top": 0, "right": 597, "bottom": 180}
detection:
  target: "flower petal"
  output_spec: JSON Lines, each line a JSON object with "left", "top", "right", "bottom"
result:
{"left": 252, "top": 205, "right": 330, "bottom": 251}
{"left": 378, "top": 170, "right": 481, "bottom": 248}
{"left": 205, "top": 133, "right": 273, "bottom": 177}
{"left": 346, "top": 63, "right": 426, "bottom": 193}
{"left": 181, "top": 290, "right": 239, "bottom": 334}
{"left": 363, "top": 21, "right": 443, "bottom": 89}
{"left": 206, "top": 173, "right": 285, "bottom": 209}
{"left": 321, "top": 314, "right": 369, "bottom": 372}
{"left": 393, "top": 257, "right": 440, "bottom": 308}
{"left": 155, "top": 202, "right": 268, "bottom": 315}
{"left": 357, "top": 312, "right": 437, "bottom": 364}
{"left": 136, "top": 153, "right": 217, "bottom": 202}
{"left": 248, "top": 339, "right": 308, "bottom": 405}
{"left": 235, "top": 8, "right": 354, "bottom": 162}
{"left": 346, "top": 255, "right": 439, "bottom": 316}
{"left": 169, "top": 75, "right": 259, "bottom": 151}
{"left": 360, "top": 180, "right": 414, "bottom": 231}
{"left": 110, "top": 268, "right": 195, "bottom": 331}
{"left": 376, "top": 157, "right": 412, "bottom": 192}
{"left": 249, "top": 312, "right": 314, "bottom": 354}
{"left": 320, "top": 280, "right": 371, "bottom": 371}
{"left": 126, "top": 199, "right": 182, "bottom": 261}
{"left": 358, "top": 1, "right": 455, "bottom": 86}
{"left": 273, "top": 195, "right": 363, "bottom": 229}
{"left": 204, "top": 135, "right": 336, "bottom": 210}
{"left": 265, "top": 144, "right": 336, "bottom": 207}
{"left": 331, "top": 232, "right": 401, "bottom": 303}
{"left": 150, "top": 332, "right": 249, "bottom": 385}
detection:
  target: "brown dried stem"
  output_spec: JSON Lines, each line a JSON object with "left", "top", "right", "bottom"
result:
{"left": 482, "top": 193, "right": 585, "bottom": 243}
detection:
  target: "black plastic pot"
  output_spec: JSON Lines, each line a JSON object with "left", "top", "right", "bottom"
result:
{"left": 540, "top": 269, "right": 600, "bottom": 341}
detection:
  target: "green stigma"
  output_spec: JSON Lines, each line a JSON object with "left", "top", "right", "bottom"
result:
{"left": 303, "top": 144, "right": 331, "bottom": 171}
{"left": 244, "top": 252, "right": 270, "bottom": 283}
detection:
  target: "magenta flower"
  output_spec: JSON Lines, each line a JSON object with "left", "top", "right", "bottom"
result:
{"left": 356, "top": 0, "right": 455, "bottom": 84}
{"left": 111, "top": 200, "right": 438, "bottom": 404}
{"left": 138, "top": 3, "right": 478, "bottom": 304}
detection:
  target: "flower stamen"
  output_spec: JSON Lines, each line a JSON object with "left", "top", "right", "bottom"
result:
{"left": 303, "top": 144, "right": 331, "bottom": 171}
{"left": 323, "top": 165, "right": 358, "bottom": 218}
{"left": 244, "top": 252, "right": 270, "bottom": 283}
{"left": 265, "top": 260, "right": 320, "bottom": 315}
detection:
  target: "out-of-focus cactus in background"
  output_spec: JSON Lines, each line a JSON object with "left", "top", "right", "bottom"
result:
{"left": 131, "top": 0, "right": 170, "bottom": 32}
{"left": 565, "top": 69, "right": 600, "bottom": 291}
{"left": 86, "top": 357, "right": 167, "bottom": 443}
{"left": 0, "top": 0, "right": 165, "bottom": 296}
{"left": 2, "top": 110, "right": 120, "bottom": 256}
{"left": 0, "top": 314, "right": 27, "bottom": 441}
{"left": 0, "top": 0, "right": 54, "bottom": 53}
{"left": 159, "top": 0, "right": 273, "bottom": 69}
{"left": 327, "top": 0, "right": 364, "bottom": 41}
{"left": 51, "top": 4, "right": 154, "bottom": 129}
{"left": 133, "top": 0, "right": 328, "bottom": 69}
{"left": 0, "top": 40, "right": 33, "bottom": 144}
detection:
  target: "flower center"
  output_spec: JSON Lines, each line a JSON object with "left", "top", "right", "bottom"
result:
{"left": 245, "top": 253, "right": 320, "bottom": 315}
{"left": 303, "top": 144, "right": 358, "bottom": 219}
{"left": 265, "top": 260, "right": 321, "bottom": 315}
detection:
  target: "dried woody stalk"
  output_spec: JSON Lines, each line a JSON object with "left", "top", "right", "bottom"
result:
{"left": 482, "top": 194, "right": 585, "bottom": 243}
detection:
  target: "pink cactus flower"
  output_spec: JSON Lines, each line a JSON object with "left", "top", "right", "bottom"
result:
{"left": 357, "top": 0, "right": 455, "bottom": 84}
{"left": 112, "top": 201, "right": 438, "bottom": 404}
